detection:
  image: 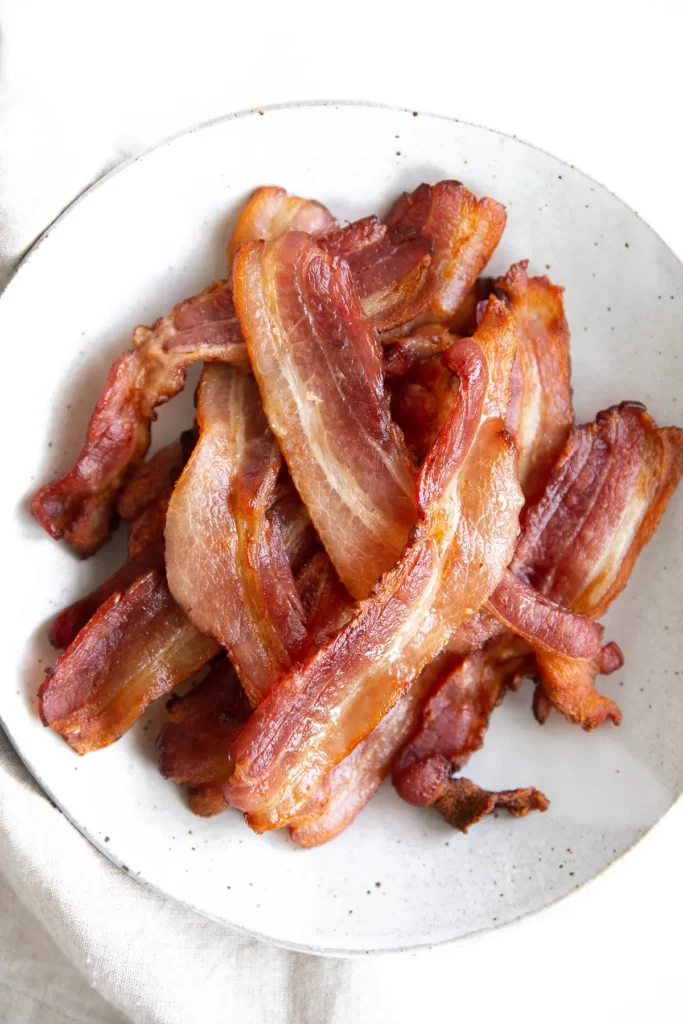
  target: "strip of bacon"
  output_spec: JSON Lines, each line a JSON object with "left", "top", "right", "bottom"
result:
{"left": 225, "top": 298, "right": 523, "bottom": 830}
{"left": 227, "top": 186, "right": 337, "bottom": 267}
{"left": 166, "top": 364, "right": 310, "bottom": 706}
{"left": 158, "top": 657, "right": 252, "bottom": 817}
{"left": 233, "top": 232, "right": 418, "bottom": 600}
{"left": 393, "top": 755, "right": 549, "bottom": 832}
{"left": 39, "top": 570, "right": 220, "bottom": 753}
{"left": 31, "top": 280, "right": 248, "bottom": 557}
{"left": 496, "top": 262, "right": 573, "bottom": 502}
{"left": 383, "top": 324, "right": 455, "bottom": 379}
{"left": 385, "top": 181, "right": 506, "bottom": 327}
{"left": 266, "top": 472, "right": 317, "bottom": 574}
{"left": 290, "top": 652, "right": 452, "bottom": 847}
{"left": 117, "top": 431, "right": 195, "bottom": 523}
{"left": 390, "top": 345, "right": 461, "bottom": 459}
{"left": 320, "top": 216, "right": 435, "bottom": 330}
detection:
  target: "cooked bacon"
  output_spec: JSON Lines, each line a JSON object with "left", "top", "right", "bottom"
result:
{"left": 290, "top": 652, "right": 451, "bottom": 847}
{"left": 383, "top": 324, "right": 455, "bottom": 379}
{"left": 117, "top": 431, "right": 195, "bottom": 523}
{"left": 225, "top": 299, "right": 523, "bottom": 830}
{"left": 126, "top": 494, "right": 170, "bottom": 559}
{"left": 233, "top": 232, "right": 418, "bottom": 599}
{"left": 267, "top": 472, "right": 317, "bottom": 574}
{"left": 227, "top": 186, "right": 337, "bottom": 267}
{"left": 48, "top": 540, "right": 165, "bottom": 650}
{"left": 39, "top": 571, "right": 220, "bottom": 753}
{"left": 320, "top": 216, "right": 435, "bottom": 330}
{"left": 495, "top": 262, "right": 573, "bottom": 502}
{"left": 385, "top": 181, "right": 506, "bottom": 326}
{"left": 295, "top": 552, "right": 354, "bottom": 643}
{"left": 393, "top": 755, "right": 549, "bottom": 832}
{"left": 31, "top": 280, "right": 248, "bottom": 557}
{"left": 158, "top": 657, "right": 251, "bottom": 817}
{"left": 390, "top": 345, "right": 461, "bottom": 459}
{"left": 393, "top": 637, "right": 533, "bottom": 778}
{"left": 166, "top": 364, "right": 310, "bottom": 706}
{"left": 448, "top": 277, "right": 495, "bottom": 335}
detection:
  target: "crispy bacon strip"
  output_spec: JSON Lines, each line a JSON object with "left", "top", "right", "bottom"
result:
{"left": 158, "top": 658, "right": 251, "bottom": 817}
{"left": 225, "top": 298, "right": 523, "bottom": 830}
{"left": 39, "top": 571, "right": 220, "bottom": 753}
{"left": 390, "top": 346, "right": 461, "bottom": 459}
{"left": 496, "top": 262, "right": 573, "bottom": 502}
{"left": 320, "top": 216, "right": 435, "bottom": 330}
{"left": 126, "top": 494, "right": 170, "bottom": 559}
{"left": 383, "top": 324, "right": 455, "bottom": 379}
{"left": 233, "top": 232, "right": 417, "bottom": 599}
{"left": 296, "top": 552, "right": 354, "bottom": 642}
{"left": 394, "top": 755, "right": 549, "bottom": 832}
{"left": 166, "top": 364, "right": 310, "bottom": 706}
{"left": 117, "top": 431, "right": 195, "bottom": 523}
{"left": 267, "top": 472, "right": 317, "bottom": 574}
{"left": 385, "top": 181, "right": 506, "bottom": 326}
{"left": 31, "top": 280, "right": 248, "bottom": 556}
{"left": 290, "top": 653, "right": 451, "bottom": 848}
{"left": 512, "top": 402, "right": 683, "bottom": 727}
{"left": 227, "top": 186, "right": 337, "bottom": 267}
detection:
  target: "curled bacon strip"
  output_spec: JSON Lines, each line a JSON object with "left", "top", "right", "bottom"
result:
{"left": 290, "top": 653, "right": 450, "bottom": 848}
{"left": 233, "top": 232, "right": 417, "bottom": 600}
{"left": 166, "top": 364, "right": 309, "bottom": 707}
{"left": 383, "top": 324, "right": 455, "bottom": 379}
{"left": 31, "top": 280, "right": 248, "bottom": 557}
{"left": 225, "top": 298, "right": 523, "bottom": 830}
{"left": 320, "top": 216, "right": 435, "bottom": 330}
{"left": 227, "top": 186, "right": 337, "bottom": 267}
{"left": 158, "top": 658, "right": 251, "bottom": 817}
{"left": 394, "top": 755, "right": 549, "bottom": 833}
{"left": 385, "top": 181, "right": 506, "bottom": 326}
{"left": 39, "top": 571, "right": 220, "bottom": 753}
{"left": 266, "top": 472, "right": 317, "bottom": 575}
{"left": 117, "top": 431, "right": 195, "bottom": 523}
{"left": 496, "top": 262, "right": 573, "bottom": 502}
{"left": 390, "top": 343, "right": 462, "bottom": 459}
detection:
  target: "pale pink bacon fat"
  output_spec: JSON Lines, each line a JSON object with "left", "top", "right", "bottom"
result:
{"left": 31, "top": 280, "right": 248, "bottom": 557}
{"left": 225, "top": 298, "right": 523, "bottom": 830}
{"left": 166, "top": 364, "right": 310, "bottom": 707}
{"left": 233, "top": 232, "right": 418, "bottom": 600}
{"left": 385, "top": 181, "right": 506, "bottom": 327}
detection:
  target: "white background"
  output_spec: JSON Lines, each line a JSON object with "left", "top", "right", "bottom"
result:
{"left": 1, "top": 1, "right": 681, "bottom": 1021}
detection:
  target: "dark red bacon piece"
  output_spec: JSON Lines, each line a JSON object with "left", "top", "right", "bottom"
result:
{"left": 166, "top": 364, "right": 310, "bottom": 707}
{"left": 385, "top": 181, "right": 506, "bottom": 327}
{"left": 225, "top": 299, "right": 523, "bottom": 831}
{"left": 39, "top": 571, "right": 220, "bottom": 753}
{"left": 117, "top": 431, "right": 195, "bottom": 523}
{"left": 233, "top": 232, "right": 417, "bottom": 600}
{"left": 31, "top": 281, "right": 248, "bottom": 557}
{"left": 394, "top": 755, "right": 549, "bottom": 832}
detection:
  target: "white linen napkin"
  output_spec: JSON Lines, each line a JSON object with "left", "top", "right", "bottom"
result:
{"left": 2, "top": 4, "right": 681, "bottom": 1023}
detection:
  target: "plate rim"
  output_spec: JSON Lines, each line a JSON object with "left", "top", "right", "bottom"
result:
{"left": 1, "top": 98, "right": 681, "bottom": 956}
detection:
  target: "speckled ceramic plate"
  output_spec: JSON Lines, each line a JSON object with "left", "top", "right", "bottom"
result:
{"left": 1, "top": 102, "right": 681, "bottom": 955}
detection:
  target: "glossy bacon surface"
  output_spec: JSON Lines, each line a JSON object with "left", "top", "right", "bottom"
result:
{"left": 385, "top": 181, "right": 506, "bottom": 325}
{"left": 39, "top": 571, "right": 220, "bottom": 753}
{"left": 496, "top": 262, "right": 573, "bottom": 502}
{"left": 166, "top": 364, "right": 309, "bottom": 706}
{"left": 227, "top": 186, "right": 337, "bottom": 267}
{"left": 31, "top": 280, "right": 248, "bottom": 556}
{"left": 321, "top": 216, "right": 435, "bottom": 330}
{"left": 233, "top": 232, "right": 417, "bottom": 599}
{"left": 225, "top": 298, "right": 523, "bottom": 830}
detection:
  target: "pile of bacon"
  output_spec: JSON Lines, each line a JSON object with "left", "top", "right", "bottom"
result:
{"left": 32, "top": 182, "right": 683, "bottom": 844}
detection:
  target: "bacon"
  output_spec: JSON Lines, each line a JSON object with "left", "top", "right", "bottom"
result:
{"left": 320, "top": 216, "right": 435, "bottom": 330}
{"left": 290, "top": 652, "right": 451, "bottom": 848}
{"left": 117, "top": 431, "right": 195, "bottom": 523}
{"left": 126, "top": 494, "right": 170, "bottom": 559}
{"left": 383, "top": 324, "right": 455, "bottom": 379}
{"left": 166, "top": 364, "right": 310, "bottom": 706}
{"left": 385, "top": 181, "right": 506, "bottom": 326}
{"left": 31, "top": 280, "right": 248, "bottom": 557}
{"left": 267, "top": 472, "right": 317, "bottom": 574}
{"left": 233, "top": 232, "right": 418, "bottom": 599}
{"left": 495, "top": 262, "right": 573, "bottom": 502}
{"left": 227, "top": 186, "right": 337, "bottom": 267}
{"left": 158, "top": 658, "right": 251, "bottom": 817}
{"left": 48, "top": 540, "right": 165, "bottom": 650}
{"left": 225, "top": 298, "right": 523, "bottom": 830}
{"left": 393, "top": 637, "right": 533, "bottom": 778}
{"left": 39, "top": 571, "right": 220, "bottom": 753}
{"left": 393, "top": 755, "right": 549, "bottom": 832}
{"left": 295, "top": 552, "right": 354, "bottom": 643}
{"left": 390, "top": 344, "right": 461, "bottom": 459}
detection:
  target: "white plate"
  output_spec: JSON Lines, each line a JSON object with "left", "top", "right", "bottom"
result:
{"left": 1, "top": 102, "right": 681, "bottom": 955}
